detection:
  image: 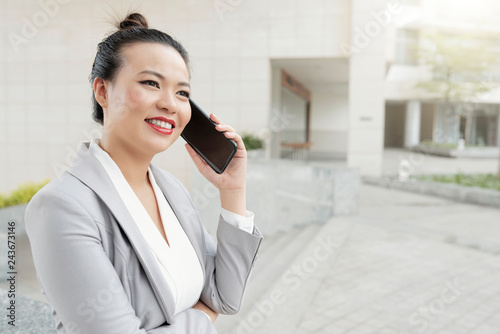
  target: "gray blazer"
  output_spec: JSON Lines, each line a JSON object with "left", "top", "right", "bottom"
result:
{"left": 25, "top": 141, "right": 263, "bottom": 334}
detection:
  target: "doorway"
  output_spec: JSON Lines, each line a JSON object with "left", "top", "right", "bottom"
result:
{"left": 278, "top": 70, "right": 311, "bottom": 159}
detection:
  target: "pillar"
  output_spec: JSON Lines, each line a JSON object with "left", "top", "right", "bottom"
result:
{"left": 346, "top": 0, "right": 389, "bottom": 176}
{"left": 404, "top": 100, "right": 421, "bottom": 148}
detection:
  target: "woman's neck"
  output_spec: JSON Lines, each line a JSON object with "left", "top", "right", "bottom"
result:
{"left": 98, "top": 135, "right": 153, "bottom": 189}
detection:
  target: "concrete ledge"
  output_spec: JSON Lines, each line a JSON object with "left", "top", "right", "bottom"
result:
{"left": 192, "top": 159, "right": 359, "bottom": 236}
{"left": 363, "top": 175, "right": 500, "bottom": 208}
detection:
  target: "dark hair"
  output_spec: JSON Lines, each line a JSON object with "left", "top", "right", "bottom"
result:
{"left": 89, "top": 13, "right": 190, "bottom": 125}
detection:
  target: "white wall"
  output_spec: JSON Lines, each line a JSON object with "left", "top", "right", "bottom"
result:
{"left": 0, "top": 0, "right": 352, "bottom": 192}
{"left": 309, "top": 88, "right": 349, "bottom": 158}
{"left": 0, "top": 0, "right": 104, "bottom": 192}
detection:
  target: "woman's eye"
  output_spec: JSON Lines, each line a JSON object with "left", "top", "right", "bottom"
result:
{"left": 178, "top": 91, "right": 190, "bottom": 98}
{"left": 140, "top": 80, "right": 159, "bottom": 88}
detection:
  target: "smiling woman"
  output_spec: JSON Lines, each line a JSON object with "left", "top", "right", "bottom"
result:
{"left": 94, "top": 42, "right": 192, "bottom": 158}
{"left": 24, "top": 12, "right": 262, "bottom": 334}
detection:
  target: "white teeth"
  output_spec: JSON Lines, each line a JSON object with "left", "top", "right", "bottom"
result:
{"left": 146, "top": 119, "right": 173, "bottom": 130}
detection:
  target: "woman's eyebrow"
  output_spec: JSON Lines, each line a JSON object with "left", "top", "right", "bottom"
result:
{"left": 179, "top": 81, "right": 190, "bottom": 88}
{"left": 138, "top": 70, "right": 165, "bottom": 79}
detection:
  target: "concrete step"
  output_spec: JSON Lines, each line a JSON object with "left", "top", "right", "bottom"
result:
{"left": 215, "top": 223, "right": 324, "bottom": 334}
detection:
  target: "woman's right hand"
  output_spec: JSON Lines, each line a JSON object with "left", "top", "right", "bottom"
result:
{"left": 192, "top": 300, "right": 218, "bottom": 323}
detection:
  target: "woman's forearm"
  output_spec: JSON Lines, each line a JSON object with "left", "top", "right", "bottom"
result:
{"left": 219, "top": 187, "right": 246, "bottom": 216}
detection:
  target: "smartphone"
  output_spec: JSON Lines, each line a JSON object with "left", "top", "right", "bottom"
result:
{"left": 181, "top": 99, "right": 237, "bottom": 174}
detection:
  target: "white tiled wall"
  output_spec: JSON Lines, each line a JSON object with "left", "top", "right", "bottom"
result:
{"left": 0, "top": 0, "right": 352, "bottom": 192}
{"left": 347, "top": 0, "right": 387, "bottom": 176}
{"left": 310, "top": 90, "right": 349, "bottom": 156}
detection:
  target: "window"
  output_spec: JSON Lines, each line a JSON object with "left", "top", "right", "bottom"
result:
{"left": 395, "top": 29, "right": 419, "bottom": 65}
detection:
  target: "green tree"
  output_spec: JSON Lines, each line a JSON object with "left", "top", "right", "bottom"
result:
{"left": 416, "top": 30, "right": 498, "bottom": 146}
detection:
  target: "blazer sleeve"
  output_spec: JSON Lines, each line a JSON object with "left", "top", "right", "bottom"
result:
{"left": 169, "top": 175, "right": 263, "bottom": 315}
{"left": 200, "top": 216, "right": 263, "bottom": 315}
{"left": 25, "top": 189, "right": 217, "bottom": 334}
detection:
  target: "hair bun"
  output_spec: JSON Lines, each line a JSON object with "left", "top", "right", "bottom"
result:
{"left": 118, "top": 13, "right": 148, "bottom": 30}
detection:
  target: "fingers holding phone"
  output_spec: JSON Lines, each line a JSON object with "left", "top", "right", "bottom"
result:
{"left": 184, "top": 118, "right": 247, "bottom": 190}
{"left": 181, "top": 100, "right": 237, "bottom": 174}
{"left": 182, "top": 100, "right": 247, "bottom": 190}
{"left": 211, "top": 114, "right": 247, "bottom": 159}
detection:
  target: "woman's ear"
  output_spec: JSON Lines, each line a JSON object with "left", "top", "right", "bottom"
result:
{"left": 93, "top": 77, "right": 109, "bottom": 109}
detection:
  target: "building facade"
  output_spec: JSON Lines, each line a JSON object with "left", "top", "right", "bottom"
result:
{"left": 1, "top": 0, "right": 498, "bottom": 192}
{"left": 384, "top": 0, "right": 500, "bottom": 149}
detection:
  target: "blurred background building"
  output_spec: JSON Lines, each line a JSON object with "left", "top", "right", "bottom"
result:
{"left": 385, "top": 0, "right": 500, "bottom": 150}
{"left": 1, "top": 0, "right": 499, "bottom": 192}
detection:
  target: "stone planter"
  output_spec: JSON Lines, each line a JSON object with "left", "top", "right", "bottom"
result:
{"left": 412, "top": 145, "right": 500, "bottom": 158}
{"left": 363, "top": 176, "right": 500, "bottom": 209}
{"left": 246, "top": 148, "right": 265, "bottom": 160}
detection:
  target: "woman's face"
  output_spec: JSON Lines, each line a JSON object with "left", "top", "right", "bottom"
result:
{"left": 100, "top": 42, "right": 191, "bottom": 156}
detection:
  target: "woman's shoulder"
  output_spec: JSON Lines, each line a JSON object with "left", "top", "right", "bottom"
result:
{"left": 25, "top": 171, "right": 106, "bottom": 245}
{"left": 35, "top": 170, "right": 91, "bottom": 196}
{"left": 27, "top": 170, "right": 102, "bottom": 216}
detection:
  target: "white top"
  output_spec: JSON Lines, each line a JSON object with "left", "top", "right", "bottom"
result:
{"left": 88, "top": 138, "right": 254, "bottom": 317}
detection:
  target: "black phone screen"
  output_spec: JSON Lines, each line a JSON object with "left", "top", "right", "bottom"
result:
{"left": 181, "top": 99, "right": 237, "bottom": 174}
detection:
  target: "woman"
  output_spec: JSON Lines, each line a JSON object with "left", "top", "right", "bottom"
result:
{"left": 25, "top": 13, "right": 262, "bottom": 334}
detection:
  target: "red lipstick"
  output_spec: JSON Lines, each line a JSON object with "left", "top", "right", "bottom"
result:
{"left": 145, "top": 116, "right": 176, "bottom": 135}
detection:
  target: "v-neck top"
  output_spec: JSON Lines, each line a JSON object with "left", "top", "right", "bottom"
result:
{"left": 89, "top": 138, "right": 203, "bottom": 316}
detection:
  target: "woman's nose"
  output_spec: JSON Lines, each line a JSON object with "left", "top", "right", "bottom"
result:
{"left": 157, "top": 93, "right": 177, "bottom": 113}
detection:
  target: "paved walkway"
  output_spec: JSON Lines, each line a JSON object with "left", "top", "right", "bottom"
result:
{"left": 223, "top": 183, "right": 500, "bottom": 334}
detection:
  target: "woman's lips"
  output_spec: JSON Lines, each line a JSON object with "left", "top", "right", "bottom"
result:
{"left": 145, "top": 117, "right": 176, "bottom": 135}
{"left": 145, "top": 121, "right": 174, "bottom": 135}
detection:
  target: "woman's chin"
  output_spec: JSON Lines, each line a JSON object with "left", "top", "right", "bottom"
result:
{"left": 148, "top": 137, "right": 177, "bottom": 154}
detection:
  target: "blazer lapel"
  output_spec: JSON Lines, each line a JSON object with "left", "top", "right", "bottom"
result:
{"left": 149, "top": 164, "right": 206, "bottom": 279}
{"left": 66, "top": 141, "right": 176, "bottom": 323}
